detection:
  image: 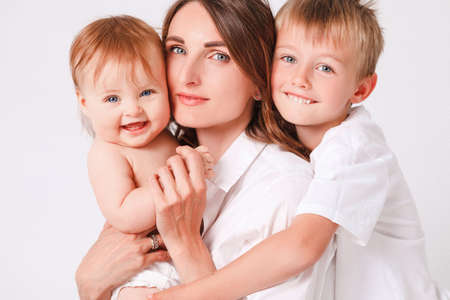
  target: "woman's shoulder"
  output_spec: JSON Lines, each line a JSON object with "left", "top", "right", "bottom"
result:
{"left": 259, "top": 143, "right": 312, "bottom": 177}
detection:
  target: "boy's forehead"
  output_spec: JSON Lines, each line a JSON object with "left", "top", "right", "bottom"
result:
{"left": 277, "top": 22, "right": 358, "bottom": 57}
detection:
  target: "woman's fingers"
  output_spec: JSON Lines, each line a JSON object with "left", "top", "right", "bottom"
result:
{"left": 176, "top": 146, "right": 207, "bottom": 193}
{"left": 143, "top": 250, "right": 170, "bottom": 268}
{"left": 157, "top": 167, "right": 180, "bottom": 204}
{"left": 135, "top": 233, "right": 166, "bottom": 253}
{"left": 167, "top": 154, "right": 194, "bottom": 202}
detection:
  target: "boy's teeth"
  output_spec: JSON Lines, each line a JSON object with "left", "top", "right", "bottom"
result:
{"left": 287, "top": 94, "right": 313, "bottom": 104}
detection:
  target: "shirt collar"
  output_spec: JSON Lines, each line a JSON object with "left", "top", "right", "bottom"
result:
{"left": 211, "top": 132, "right": 267, "bottom": 192}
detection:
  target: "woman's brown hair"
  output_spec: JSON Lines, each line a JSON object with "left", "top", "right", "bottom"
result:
{"left": 162, "top": 0, "right": 310, "bottom": 159}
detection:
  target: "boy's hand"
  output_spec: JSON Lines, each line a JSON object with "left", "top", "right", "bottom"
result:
{"left": 195, "top": 145, "right": 215, "bottom": 179}
{"left": 147, "top": 284, "right": 201, "bottom": 300}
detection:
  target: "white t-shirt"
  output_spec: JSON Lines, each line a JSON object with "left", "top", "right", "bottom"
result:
{"left": 297, "top": 106, "right": 448, "bottom": 300}
{"left": 202, "top": 132, "right": 336, "bottom": 299}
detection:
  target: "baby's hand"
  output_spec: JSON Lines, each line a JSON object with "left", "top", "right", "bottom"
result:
{"left": 195, "top": 145, "right": 215, "bottom": 179}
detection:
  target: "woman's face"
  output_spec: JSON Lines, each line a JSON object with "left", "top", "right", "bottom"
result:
{"left": 165, "top": 1, "right": 257, "bottom": 131}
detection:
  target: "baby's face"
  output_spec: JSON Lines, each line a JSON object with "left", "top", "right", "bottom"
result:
{"left": 272, "top": 23, "right": 361, "bottom": 131}
{"left": 77, "top": 55, "right": 170, "bottom": 147}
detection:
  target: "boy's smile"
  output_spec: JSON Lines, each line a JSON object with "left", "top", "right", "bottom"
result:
{"left": 273, "top": 24, "right": 370, "bottom": 143}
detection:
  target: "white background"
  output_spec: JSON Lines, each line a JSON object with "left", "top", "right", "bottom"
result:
{"left": 0, "top": 0, "right": 449, "bottom": 298}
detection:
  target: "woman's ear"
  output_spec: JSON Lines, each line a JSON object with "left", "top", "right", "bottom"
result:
{"left": 350, "top": 73, "right": 378, "bottom": 105}
{"left": 253, "top": 87, "right": 262, "bottom": 101}
{"left": 76, "top": 89, "right": 89, "bottom": 116}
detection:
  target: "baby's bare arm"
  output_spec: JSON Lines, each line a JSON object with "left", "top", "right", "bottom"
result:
{"left": 88, "top": 142, "right": 157, "bottom": 234}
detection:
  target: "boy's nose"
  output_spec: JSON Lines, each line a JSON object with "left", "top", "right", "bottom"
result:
{"left": 292, "top": 68, "right": 311, "bottom": 90}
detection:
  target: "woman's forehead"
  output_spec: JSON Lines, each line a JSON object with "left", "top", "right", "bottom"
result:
{"left": 167, "top": 2, "right": 223, "bottom": 43}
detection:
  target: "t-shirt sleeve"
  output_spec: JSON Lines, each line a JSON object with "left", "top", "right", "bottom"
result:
{"left": 296, "top": 131, "right": 391, "bottom": 246}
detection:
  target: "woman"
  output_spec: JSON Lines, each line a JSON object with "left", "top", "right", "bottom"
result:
{"left": 76, "top": 0, "right": 329, "bottom": 299}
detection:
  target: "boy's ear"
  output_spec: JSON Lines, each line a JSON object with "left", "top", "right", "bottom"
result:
{"left": 350, "top": 73, "right": 377, "bottom": 104}
{"left": 76, "top": 89, "right": 89, "bottom": 116}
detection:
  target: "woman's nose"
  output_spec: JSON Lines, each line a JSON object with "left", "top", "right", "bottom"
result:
{"left": 180, "top": 58, "right": 202, "bottom": 87}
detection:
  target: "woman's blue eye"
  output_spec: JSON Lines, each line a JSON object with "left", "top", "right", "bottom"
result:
{"left": 140, "top": 89, "right": 153, "bottom": 97}
{"left": 317, "top": 65, "right": 333, "bottom": 73}
{"left": 212, "top": 53, "right": 230, "bottom": 62}
{"left": 282, "top": 56, "right": 296, "bottom": 64}
{"left": 171, "top": 46, "right": 186, "bottom": 55}
{"left": 106, "top": 95, "right": 119, "bottom": 103}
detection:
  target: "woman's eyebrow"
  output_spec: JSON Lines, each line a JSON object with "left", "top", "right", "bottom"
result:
{"left": 204, "top": 41, "right": 226, "bottom": 48}
{"left": 165, "top": 36, "right": 184, "bottom": 44}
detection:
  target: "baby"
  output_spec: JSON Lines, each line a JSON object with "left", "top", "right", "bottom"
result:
{"left": 69, "top": 15, "right": 212, "bottom": 300}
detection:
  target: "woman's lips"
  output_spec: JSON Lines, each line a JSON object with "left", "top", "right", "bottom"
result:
{"left": 177, "top": 93, "right": 209, "bottom": 106}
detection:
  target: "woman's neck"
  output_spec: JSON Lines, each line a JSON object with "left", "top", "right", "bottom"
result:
{"left": 196, "top": 113, "right": 251, "bottom": 162}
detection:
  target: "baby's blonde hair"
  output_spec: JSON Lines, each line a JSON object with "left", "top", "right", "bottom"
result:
{"left": 69, "top": 15, "right": 163, "bottom": 135}
{"left": 276, "top": 0, "right": 384, "bottom": 79}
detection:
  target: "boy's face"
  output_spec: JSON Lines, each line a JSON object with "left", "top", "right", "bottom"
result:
{"left": 272, "top": 24, "right": 361, "bottom": 133}
{"left": 77, "top": 53, "right": 170, "bottom": 148}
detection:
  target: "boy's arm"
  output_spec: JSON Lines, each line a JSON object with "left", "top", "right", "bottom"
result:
{"left": 151, "top": 214, "right": 337, "bottom": 300}
{"left": 88, "top": 143, "right": 156, "bottom": 234}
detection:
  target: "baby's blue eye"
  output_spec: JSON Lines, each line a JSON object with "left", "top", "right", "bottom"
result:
{"left": 171, "top": 46, "right": 186, "bottom": 55}
{"left": 211, "top": 53, "right": 230, "bottom": 62}
{"left": 106, "top": 95, "right": 119, "bottom": 103}
{"left": 140, "top": 89, "right": 153, "bottom": 97}
{"left": 317, "top": 65, "right": 334, "bottom": 73}
{"left": 282, "top": 56, "right": 296, "bottom": 64}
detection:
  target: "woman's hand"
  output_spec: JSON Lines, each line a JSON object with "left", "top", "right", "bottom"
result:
{"left": 149, "top": 146, "right": 216, "bottom": 282}
{"left": 149, "top": 146, "right": 207, "bottom": 250}
{"left": 76, "top": 223, "right": 170, "bottom": 300}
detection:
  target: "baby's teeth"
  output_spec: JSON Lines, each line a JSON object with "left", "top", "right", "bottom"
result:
{"left": 305, "top": 100, "right": 311, "bottom": 104}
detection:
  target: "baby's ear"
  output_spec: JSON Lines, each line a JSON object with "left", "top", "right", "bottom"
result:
{"left": 76, "top": 89, "right": 89, "bottom": 116}
{"left": 350, "top": 73, "right": 377, "bottom": 104}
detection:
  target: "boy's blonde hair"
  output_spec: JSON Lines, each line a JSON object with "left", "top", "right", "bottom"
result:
{"left": 276, "top": 0, "right": 384, "bottom": 79}
{"left": 69, "top": 15, "right": 163, "bottom": 135}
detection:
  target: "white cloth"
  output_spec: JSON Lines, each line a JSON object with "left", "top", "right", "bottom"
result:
{"left": 203, "top": 132, "right": 335, "bottom": 299}
{"left": 296, "top": 106, "right": 449, "bottom": 300}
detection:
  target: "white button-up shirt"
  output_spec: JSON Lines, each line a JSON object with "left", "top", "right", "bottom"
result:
{"left": 202, "top": 133, "right": 336, "bottom": 299}
{"left": 296, "top": 106, "right": 449, "bottom": 300}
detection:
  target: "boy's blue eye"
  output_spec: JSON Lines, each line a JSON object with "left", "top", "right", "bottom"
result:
{"left": 140, "top": 89, "right": 153, "bottom": 97}
{"left": 106, "top": 95, "right": 119, "bottom": 103}
{"left": 317, "top": 65, "right": 334, "bottom": 73}
{"left": 171, "top": 46, "right": 186, "bottom": 55}
{"left": 211, "top": 53, "right": 230, "bottom": 62}
{"left": 282, "top": 56, "right": 296, "bottom": 64}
